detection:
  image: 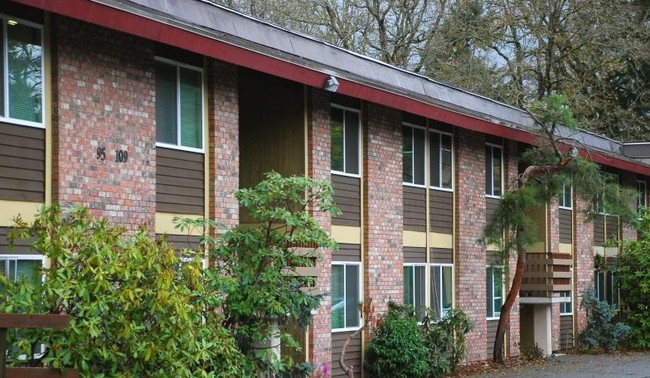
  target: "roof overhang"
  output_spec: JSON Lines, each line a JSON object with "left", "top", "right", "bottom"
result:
{"left": 11, "top": 0, "right": 650, "bottom": 176}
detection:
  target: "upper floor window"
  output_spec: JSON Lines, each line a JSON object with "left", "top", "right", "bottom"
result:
{"left": 637, "top": 180, "right": 647, "bottom": 214}
{"left": 332, "top": 262, "right": 361, "bottom": 330}
{"left": 485, "top": 144, "right": 503, "bottom": 197}
{"left": 486, "top": 265, "right": 503, "bottom": 319}
{"left": 331, "top": 106, "right": 360, "bottom": 175}
{"left": 559, "top": 183, "right": 572, "bottom": 209}
{"left": 0, "top": 17, "right": 44, "bottom": 126}
{"left": 402, "top": 124, "right": 453, "bottom": 189}
{"left": 155, "top": 58, "right": 203, "bottom": 151}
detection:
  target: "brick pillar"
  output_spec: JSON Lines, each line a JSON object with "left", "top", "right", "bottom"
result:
{"left": 363, "top": 103, "right": 403, "bottom": 316}
{"left": 52, "top": 17, "right": 156, "bottom": 229}
{"left": 207, "top": 60, "right": 239, "bottom": 230}
{"left": 455, "top": 129, "right": 487, "bottom": 362}
{"left": 307, "top": 88, "right": 332, "bottom": 371}
{"left": 505, "top": 140, "right": 520, "bottom": 357}
{"left": 574, "top": 195, "right": 594, "bottom": 333}
{"left": 551, "top": 303, "right": 561, "bottom": 351}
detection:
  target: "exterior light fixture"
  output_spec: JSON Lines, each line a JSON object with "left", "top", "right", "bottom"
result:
{"left": 7, "top": 20, "right": 18, "bottom": 26}
{"left": 569, "top": 146, "right": 579, "bottom": 158}
{"left": 323, "top": 75, "right": 339, "bottom": 92}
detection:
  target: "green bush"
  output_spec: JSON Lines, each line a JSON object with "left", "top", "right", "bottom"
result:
{"left": 422, "top": 308, "right": 473, "bottom": 376}
{"left": 617, "top": 209, "right": 650, "bottom": 349}
{"left": 577, "top": 290, "right": 629, "bottom": 352}
{"left": 0, "top": 206, "right": 246, "bottom": 377}
{"left": 365, "top": 304, "right": 431, "bottom": 378}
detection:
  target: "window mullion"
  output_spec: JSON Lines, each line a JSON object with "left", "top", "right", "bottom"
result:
{"left": 2, "top": 20, "right": 7, "bottom": 117}
{"left": 176, "top": 66, "right": 181, "bottom": 147}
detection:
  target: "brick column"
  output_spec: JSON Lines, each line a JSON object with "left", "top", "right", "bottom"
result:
{"left": 52, "top": 17, "right": 156, "bottom": 229}
{"left": 574, "top": 195, "right": 594, "bottom": 333}
{"left": 551, "top": 303, "right": 561, "bottom": 351}
{"left": 505, "top": 140, "right": 520, "bottom": 358}
{"left": 207, "top": 60, "right": 239, "bottom": 230}
{"left": 363, "top": 103, "right": 403, "bottom": 316}
{"left": 307, "top": 88, "right": 332, "bottom": 371}
{"left": 455, "top": 129, "right": 487, "bottom": 362}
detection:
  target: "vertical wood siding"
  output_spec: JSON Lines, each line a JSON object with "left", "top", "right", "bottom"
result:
{"left": 559, "top": 315, "right": 574, "bottom": 350}
{"left": 331, "top": 331, "right": 362, "bottom": 378}
{"left": 430, "top": 190, "right": 453, "bottom": 234}
{"left": 156, "top": 147, "right": 204, "bottom": 215}
{"left": 559, "top": 209, "right": 573, "bottom": 244}
{"left": 332, "top": 175, "right": 361, "bottom": 226}
{"left": 403, "top": 185, "right": 426, "bottom": 232}
{"left": 0, "top": 123, "right": 45, "bottom": 202}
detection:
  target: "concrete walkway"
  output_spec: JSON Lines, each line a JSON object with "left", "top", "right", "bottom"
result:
{"left": 463, "top": 351, "right": 650, "bottom": 377}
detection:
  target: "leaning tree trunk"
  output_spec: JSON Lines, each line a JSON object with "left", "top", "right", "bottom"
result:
{"left": 493, "top": 249, "right": 526, "bottom": 364}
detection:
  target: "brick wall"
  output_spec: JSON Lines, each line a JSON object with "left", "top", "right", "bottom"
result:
{"left": 574, "top": 195, "right": 594, "bottom": 333}
{"left": 504, "top": 140, "right": 520, "bottom": 358}
{"left": 207, "top": 60, "right": 239, "bottom": 230}
{"left": 455, "top": 129, "right": 487, "bottom": 362}
{"left": 52, "top": 17, "right": 156, "bottom": 229}
{"left": 551, "top": 303, "right": 561, "bottom": 351}
{"left": 307, "top": 88, "right": 333, "bottom": 372}
{"left": 363, "top": 102, "right": 403, "bottom": 316}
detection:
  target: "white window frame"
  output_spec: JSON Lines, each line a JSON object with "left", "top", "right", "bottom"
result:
{"left": 429, "top": 129, "right": 454, "bottom": 192}
{"left": 331, "top": 261, "right": 362, "bottom": 332}
{"left": 559, "top": 183, "right": 573, "bottom": 210}
{"left": 0, "top": 254, "right": 46, "bottom": 281}
{"left": 403, "top": 263, "right": 427, "bottom": 308}
{"left": 402, "top": 122, "right": 426, "bottom": 188}
{"left": 0, "top": 15, "right": 45, "bottom": 129}
{"left": 154, "top": 56, "right": 205, "bottom": 153}
{"left": 485, "top": 143, "right": 504, "bottom": 198}
{"left": 486, "top": 265, "right": 504, "bottom": 320}
{"left": 430, "top": 263, "right": 454, "bottom": 319}
{"left": 330, "top": 104, "right": 361, "bottom": 178}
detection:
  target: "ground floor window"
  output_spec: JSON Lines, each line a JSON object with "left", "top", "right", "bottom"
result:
{"left": 332, "top": 262, "right": 361, "bottom": 330}
{"left": 403, "top": 263, "right": 453, "bottom": 320}
{"left": 486, "top": 265, "right": 503, "bottom": 319}
{"left": 0, "top": 255, "right": 44, "bottom": 282}
{"left": 559, "top": 291, "right": 572, "bottom": 315}
{"left": 431, "top": 264, "right": 453, "bottom": 319}
{"left": 595, "top": 269, "right": 618, "bottom": 306}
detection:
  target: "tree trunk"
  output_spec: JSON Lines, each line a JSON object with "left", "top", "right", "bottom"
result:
{"left": 493, "top": 250, "right": 526, "bottom": 364}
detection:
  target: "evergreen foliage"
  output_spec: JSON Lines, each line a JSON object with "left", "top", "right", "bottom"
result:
{"left": 577, "top": 290, "right": 630, "bottom": 352}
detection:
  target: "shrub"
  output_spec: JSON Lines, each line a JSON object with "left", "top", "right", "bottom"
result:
{"left": 365, "top": 303, "right": 431, "bottom": 378}
{"left": 577, "top": 290, "right": 629, "bottom": 352}
{"left": 422, "top": 308, "right": 473, "bottom": 377}
{"left": 519, "top": 342, "right": 544, "bottom": 361}
{"left": 0, "top": 206, "right": 246, "bottom": 377}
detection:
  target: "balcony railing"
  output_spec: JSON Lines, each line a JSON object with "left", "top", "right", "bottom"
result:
{"left": 521, "top": 252, "right": 572, "bottom": 297}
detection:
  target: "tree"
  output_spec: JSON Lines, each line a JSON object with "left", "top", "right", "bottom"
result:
{"left": 0, "top": 206, "right": 246, "bottom": 377}
{"left": 484, "top": 94, "right": 638, "bottom": 364}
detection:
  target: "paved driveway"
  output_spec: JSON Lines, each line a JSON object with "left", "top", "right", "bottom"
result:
{"left": 462, "top": 351, "right": 650, "bottom": 377}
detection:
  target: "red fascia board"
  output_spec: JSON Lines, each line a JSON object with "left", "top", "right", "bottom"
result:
{"left": 14, "top": 0, "right": 650, "bottom": 176}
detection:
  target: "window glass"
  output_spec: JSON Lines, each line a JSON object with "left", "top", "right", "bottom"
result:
{"left": 440, "top": 134, "right": 452, "bottom": 188}
{"left": 3, "top": 20, "right": 43, "bottom": 123}
{"left": 560, "top": 291, "right": 572, "bottom": 315}
{"left": 485, "top": 145, "right": 503, "bottom": 196}
{"left": 559, "top": 184, "right": 572, "bottom": 208}
{"left": 441, "top": 265, "right": 453, "bottom": 313}
{"left": 332, "top": 264, "right": 344, "bottom": 329}
{"left": 332, "top": 263, "right": 360, "bottom": 329}
{"left": 155, "top": 60, "right": 202, "bottom": 149}
{"left": 330, "top": 108, "right": 344, "bottom": 172}
{"left": 1, "top": 257, "right": 41, "bottom": 283}
{"left": 486, "top": 266, "right": 503, "bottom": 318}
{"left": 638, "top": 180, "right": 647, "bottom": 214}
{"left": 430, "top": 132, "right": 440, "bottom": 187}
{"left": 0, "top": 24, "right": 4, "bottom": 118}
{"left": 344, "top": 111, "right": 360, "bottom": 174}
{"left": 345, "top": 265, "right": 359, "bottom": 327}
{"left": 430, "top": 264, "right": 453, "bottom": 319}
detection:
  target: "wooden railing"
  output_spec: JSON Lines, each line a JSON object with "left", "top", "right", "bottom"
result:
{"left": 521, "top": 253, "right": 572, "bottom": 297}
{"left": 0, "top": 314, "right": 78, "bottom": 378}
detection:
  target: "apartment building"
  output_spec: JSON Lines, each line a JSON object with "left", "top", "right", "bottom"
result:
{"left": 0, "top": 0, "right": 648, "bottom": 376}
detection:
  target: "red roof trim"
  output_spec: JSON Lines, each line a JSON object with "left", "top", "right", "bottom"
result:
{"left": 13, "top": 0, "right": 650, "bottom": 176}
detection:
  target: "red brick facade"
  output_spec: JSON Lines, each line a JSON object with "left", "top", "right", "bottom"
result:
{"left": 504, "top": 140, "right": 521, "bottom": 358}
{"left": 574, "top": 195, "right": 595, "bottom": 333}
{"left": 52, "top": 16, "right": 156, "bottom": 229}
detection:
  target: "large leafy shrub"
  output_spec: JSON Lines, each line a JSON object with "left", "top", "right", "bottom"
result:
{"left": 422, "top": 308, "right": 473, "bottom": 376}
{"left": 617, "top": 209, "right": 650, "bottom": 349}
{"left": 577, "top": 290, "right": 629, "bottom": 352}
{"left": 0, "top": 206, "right": 245, "bottom": 377}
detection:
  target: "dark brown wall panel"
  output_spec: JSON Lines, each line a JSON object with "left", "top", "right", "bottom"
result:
{"left": 486, "top": 197, "right": 500, "bottom": 225}
{"left": 333, "top": 243, "right": 361, "bottom": 262}
{"left": 430, "top": 248, "right": 453, "bottom": 264}
{"left": 403, "top": 185, "right": 426, "bottom": 232}
{"left": 487, "top": 319, "right": 499, "bottom": 358}
{"left": 0, "top": 227, "right": 35, "bottom": 255}
{"left": 331, "top": 331, "right": 361, "bottom": 378}
{"left": 332, "top": 174, "right": 360, "bottom": 226}
{"left": 0, "top": 123, "right": 45, "bottom": 202}
{"left": 559, "top": 315, "right": 574, "bottom": 350}
{"left": 559, "top": 209, "right": 572, "bottom": 244}
{"left": 157, "top": 233, "right": 201, "bottom": 251}
{"left": 430, "top": 190, "right": 453, "bottom": 234}
{"left": 605, "top": 215, "right": 619, "bottom": 241}
{"left": 593, "top": 214, "right": 605, "bottom": 246}
{"left": 404, "top": 246, "right": 426, "bottom": 263}
{"left": 156, "top": 147, "right": 204, "bottom": 215}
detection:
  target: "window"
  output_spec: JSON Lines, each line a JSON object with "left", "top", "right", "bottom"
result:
{"left": 637, "top": 180, "right": 647, "bottom": 214}
{"left": 0, "top": 17, "right": 44, "bottom": 126}
{"left": 403, "top": 264, "right": 426, "bottom": 309}
{"left": 485, "top": 144, "right": 503, "bottom": 197}
{"left": 431, "top": 264, "right": 453, "bottom": 319}
{"left": 402, "top": 124, "right": 453, "bottom": 189}
{"left": 155, "top": 58, "right": 203, "bottom": 150}
{"left": 332, "top": 263, "right": 361, "bottom": 330}
{"left": 331, "top": 106, "right": 360, "bottom": 175}
{"left": 559, "top": 291, "right": 572, "bottom": 315}
{"left": 595, "top": 269, "right": 618, "bottom": 307}
{"left": 486, "top": 265, "right": 503, "bottom": 318}
{"left": 559, "top": 183, "right": 572, "bottom": 209}
{"left": 0, "top": 255, "right": 44, "bottom": 282}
